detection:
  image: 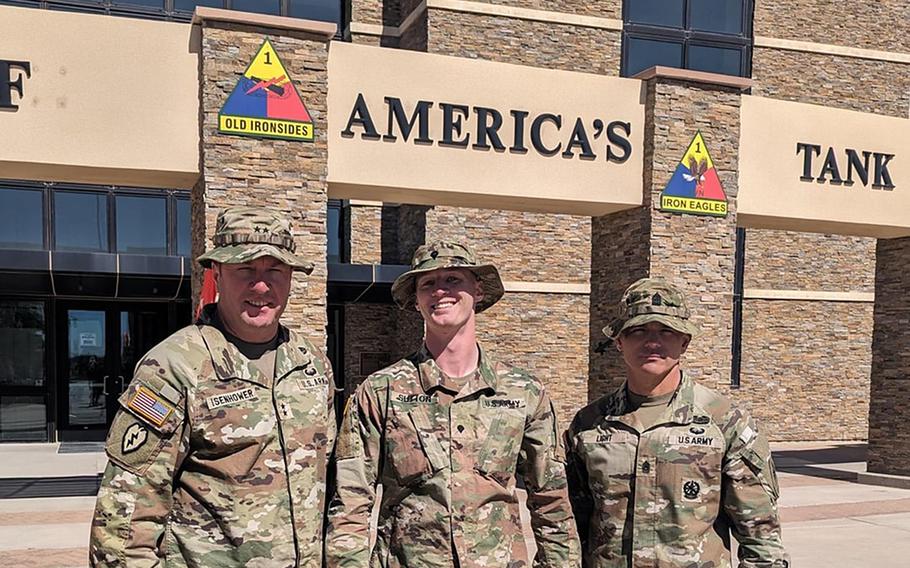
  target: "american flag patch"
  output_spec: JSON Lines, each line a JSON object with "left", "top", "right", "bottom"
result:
{"left": 128, "top": 386, "right": 174, "bottom": 428}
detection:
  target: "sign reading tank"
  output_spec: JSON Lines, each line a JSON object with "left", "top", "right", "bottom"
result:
{"left": 341, "top": 94, "right": 634, "bottom": 162}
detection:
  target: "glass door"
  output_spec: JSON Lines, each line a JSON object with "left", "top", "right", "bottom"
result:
{"left": 57, "top": 303, "right": 169, "bottom": 441}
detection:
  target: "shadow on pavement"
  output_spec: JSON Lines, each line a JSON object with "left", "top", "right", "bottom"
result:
{"left": 772, "top": 443, "right": 867, "bottom": 483}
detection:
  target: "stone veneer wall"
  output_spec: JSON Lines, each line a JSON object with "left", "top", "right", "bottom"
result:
{"left": 868, "top": 237, "right": 910, "bottom": 475}
{"left": 590, "top": 78, "right": 742, "bottom": 407}
{"left": 744, "top": 0, "right": 910, "bottom": 441}
{"left": 427, "top": 12, "right": 621, "bottom": 75}
{"left": 196, "top": 24, "right": 330, "bottom": 347}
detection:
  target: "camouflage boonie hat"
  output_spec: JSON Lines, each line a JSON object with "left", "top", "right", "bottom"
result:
{"left": 197, "top": 206, "right": 314, "bottom": 274}
{"left": 604, "top": 277, "right": 700, "bottom": 339}
{"left": 391, "top": 240, "right": 504, "bottom": 313}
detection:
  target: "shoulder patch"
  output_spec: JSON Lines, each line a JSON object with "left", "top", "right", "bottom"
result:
{"left": 127, "top": 385, "right": 175, "bottom": 428}
{"left": 121, "top": 423, "right": 148, "bottom": 454}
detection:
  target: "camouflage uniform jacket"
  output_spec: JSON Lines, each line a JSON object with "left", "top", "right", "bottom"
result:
{"left": 565, "top": 374, "right": 789, "bottom": 568}
{"left": 90, "top": 305, "right": 336, "bottom": 567}
{"left": 326, "top": 344, "right": 581, "bottom": 568}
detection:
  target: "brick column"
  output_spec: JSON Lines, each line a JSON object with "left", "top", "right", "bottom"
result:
{"left": 192, "top": 9, "right": 334, "bottom": 347}
{"left": 867, "top": 237, "right": 910, "bottom": 476}
{"left": 589, "top": 69, "right": 750, "bottom": 400}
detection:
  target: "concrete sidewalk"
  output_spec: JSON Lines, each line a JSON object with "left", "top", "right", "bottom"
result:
{"left": 1, "top": 442, "right": 909, "bottom": 567}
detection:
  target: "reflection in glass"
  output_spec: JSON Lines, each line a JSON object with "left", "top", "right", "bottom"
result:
{"left": 327, "top": 202, "right": 342, "bottom": 263}
{"left": 0, "top": 396, "right": 47, "bottom": 442}
{"left": 232, "top": 0, "right": 280, "bottom": 15}
{"left": 289, "top": 0, "right": 342, "bottom": 24}
{"left": 55, "top": 191, "right": 109, "bottom": 252}
{"left": 690, "top": 0, "right": 744, "bottom": 34}
{"left": 67, "top": 310, "right": 107, "bottom": 426}
{"left": 626, "top": 37, "right": 683, "bottom": 76}
{"left": 627, "top": 0, "right": 685, "bottom": 28}
{"left": 0, "top": 188, "right": 44, "bottom": 250}
{"left": 112, "top": 0, "right": 165, "bottom": 7}
{"left": 0, "top": 301, "right": 45, "bottom": 387}
{"left": 176, "top": 198, "right": 191, "bottom": 257}
{"left": 688, "top": 44, "right": 742, "bottom": 76}
{"left": 116, "top": 195, "right": 167, "bottom": 255}
{"left": 174, "top": 0, "right": 224, "bottom": 10}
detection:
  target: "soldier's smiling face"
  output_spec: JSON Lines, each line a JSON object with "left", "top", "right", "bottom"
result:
{"left": 213, "top": 256, "right": 292, "bottom": 342}
{"left": 415, "top": 268, "right": 483, "bottom": 333}
{"left": 616, "top": 322, "right": 690, "bottom": 380}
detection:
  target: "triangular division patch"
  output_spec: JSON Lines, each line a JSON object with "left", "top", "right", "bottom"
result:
{"left": 659, "top": 132, "right": 728, "bottom": 217}
{"left": 218, "top": 39, "right": 314, "bottom": 142}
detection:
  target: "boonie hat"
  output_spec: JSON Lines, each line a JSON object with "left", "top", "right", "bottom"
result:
{"left": 197, "top": 206, "right": 314, "bottom": 274}
{"left": 391, "top": 240, "right": 504, "bottom": 313}
{"left": 604, "top": 277, "right": 700, "bottom": 339}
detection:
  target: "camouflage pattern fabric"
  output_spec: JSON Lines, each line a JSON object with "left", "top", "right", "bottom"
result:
{"left": 565, "top": 374, "right": 789, "bottom": 568}
{"left": 197, "top": 206, "right": 314, "bottom": 273}
{"left": 89, "top": 304, "right": 336, "bottom": 567}
{"left": 326, "top": 344, "right": 581, "bottom": 567}
{"left": 603, "top": 277, "right": 700, "bottom": 340}
{"left": 390, "top": 240, "right": 504, "bottom": 313}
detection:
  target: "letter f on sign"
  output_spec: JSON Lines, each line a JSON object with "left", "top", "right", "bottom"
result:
{"left": 0, "top": 60, "right": 31, "bottom": 110}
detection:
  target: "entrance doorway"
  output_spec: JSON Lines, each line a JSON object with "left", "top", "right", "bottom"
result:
{"left": 56, "top": 303, "right": 170, "bottom": 441}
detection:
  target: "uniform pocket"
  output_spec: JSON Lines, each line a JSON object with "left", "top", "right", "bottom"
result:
{"left": 386, "top": 410, "right": 441, "bottom": 486}
{"left": 475, "top": 409, "right": 524, "bottom": 484}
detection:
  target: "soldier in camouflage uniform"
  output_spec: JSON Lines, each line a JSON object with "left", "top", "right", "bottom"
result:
{"left": 89, "top": 207, "right": 336, "bottom": 567}
{"left": 565, "top": 278, "right": 789, "bottom": 568}
{"left": 326, "top": 240, "right": 581, "bottom": 568}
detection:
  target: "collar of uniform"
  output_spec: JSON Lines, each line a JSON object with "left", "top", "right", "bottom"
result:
{"left": 196, "top": 304, "right": 302, "bottom": 388}
{"left": 413, "top": 343, "right": 498, "bottom": 396}
{"left": 602, "top": 371, "right": 696, "bottom": 430}
{"left": 274, "top": 329, "right": 314, "bottom": 383}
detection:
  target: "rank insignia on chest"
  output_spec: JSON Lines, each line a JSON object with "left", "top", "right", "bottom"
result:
{"left": 683, "top": 479, "right": 701, "bottom": 500}
{"left": 206, "top": 387, "right": 259, "bottom": 410}
{"left": 128, "top": 385, "right": 175, "bottom": 427}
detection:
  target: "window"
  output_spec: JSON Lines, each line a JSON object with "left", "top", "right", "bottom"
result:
{"left": 55, "top": 191, "right": 109, "bottom": 252}
{"left": 0, "top": 301, "right": 47, "bottom": 442}
{"left": 327, "top": 199, "right": 345, "bottom": 264}
{"left": 116, "top": 195, "right": 167, "bottom": 255}
{"left": 0, "top": 182, "right": 190, "bottom": 257}
{"left": 622, "top": 0, "right": 752, "bottom": 77}
{"left": 175, "top": 197, "right": 191, "bottom": 257}
{"left": 1, "top": 1, "right": 348, "bottom": 33}
{"left": 0, "top": 188, "right": 44, "bottom": 250}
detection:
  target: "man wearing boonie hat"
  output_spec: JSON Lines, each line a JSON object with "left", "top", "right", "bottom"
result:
{"left": 326, "top": 240, "right": 581, "bottom": 567}
{"left": 90, "top": 206, "right": 336, "bottom": 567}
{"left": 564, "top": 278, "right": 789, "bottom": 568}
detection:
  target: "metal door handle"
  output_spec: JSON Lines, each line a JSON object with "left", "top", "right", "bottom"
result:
{"left": 118, "top": 376, "right": 126, "bottom": 392}
{"left": 102, "top": 375, "right": 111, "bottom": 396}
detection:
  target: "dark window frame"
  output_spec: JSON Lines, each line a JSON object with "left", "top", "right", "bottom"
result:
{"left": 621, "top": 0, "right": 754, "bottom": 78}
{"left": 0, "top": 180, "right": 190, "bottom": 257}
{"left": 0, "top": 0, "right": 349, "bottom": 36}
{"left": 0, "top": 186, "right": 47, "bottom": 250}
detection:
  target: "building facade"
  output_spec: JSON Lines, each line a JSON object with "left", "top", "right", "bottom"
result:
{"left": 1, "top": 0, "right": 908, "bottom": 476}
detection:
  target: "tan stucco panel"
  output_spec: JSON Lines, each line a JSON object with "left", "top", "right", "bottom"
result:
{"left": 0, "top": 6, "right": 199, "bottom": 188}
{"left": 738, "top": 95, "right": 910, "bottom": 238}
{"left": 327, "top": 42, "right": 645, "bottom": 215}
